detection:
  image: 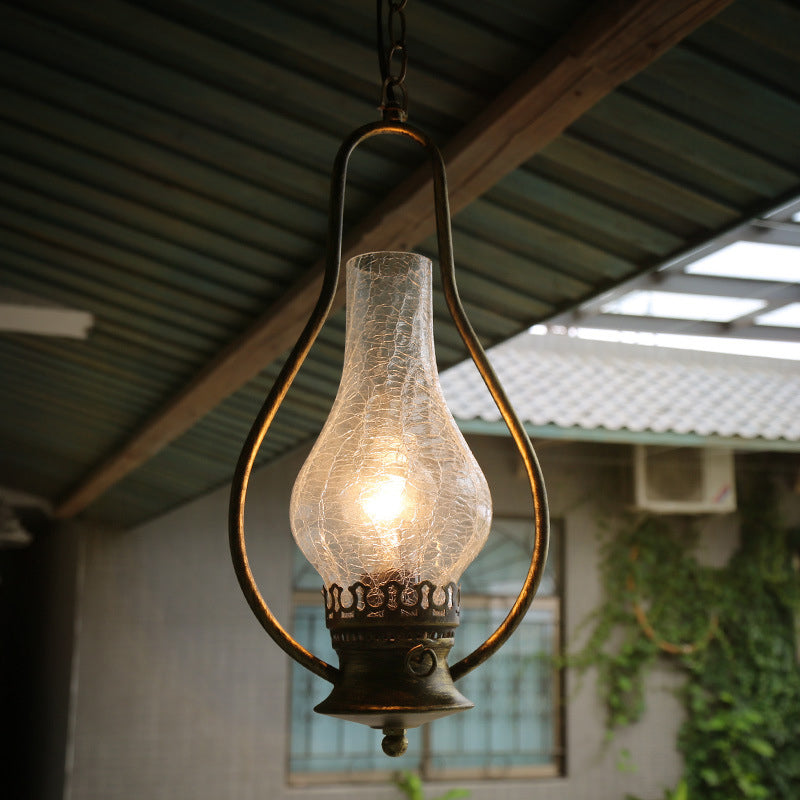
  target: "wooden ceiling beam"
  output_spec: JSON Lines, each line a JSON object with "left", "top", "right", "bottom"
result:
{"left": 56, "top": 0, "right": 733, "bottom": 519}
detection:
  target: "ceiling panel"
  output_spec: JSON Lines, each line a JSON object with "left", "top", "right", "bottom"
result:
{"left": 0, "top": 0, "right": 798, "bottom": 526}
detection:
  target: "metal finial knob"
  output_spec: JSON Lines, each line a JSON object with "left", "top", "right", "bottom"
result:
{"left": 381, "top": 727, "right": 408, "bottom": 757}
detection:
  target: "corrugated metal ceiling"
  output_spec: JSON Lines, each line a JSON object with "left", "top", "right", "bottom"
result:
{"left": 0, "top": 0, "right": 798, "bottom": 527}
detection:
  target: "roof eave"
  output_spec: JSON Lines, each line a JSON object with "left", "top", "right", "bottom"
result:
{"left": 456, "top": 418, "right": 800, "bottom": 453}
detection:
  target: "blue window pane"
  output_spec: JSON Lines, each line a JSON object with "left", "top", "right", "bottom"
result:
{"left": 428, "top": 609, "right": 557, "bottom": 771}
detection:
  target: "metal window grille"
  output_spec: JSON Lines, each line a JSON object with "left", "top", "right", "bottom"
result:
{"left": 289, "top": 517, "right": 563, "bottom": 783}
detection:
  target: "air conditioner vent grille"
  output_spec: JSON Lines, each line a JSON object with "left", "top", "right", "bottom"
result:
{"left": 634, "top": 445, "right": 736, "bottom": 514}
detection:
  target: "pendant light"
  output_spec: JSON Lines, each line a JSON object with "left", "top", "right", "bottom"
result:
{"left": 229, "top": 0, "right": 549, "bottom": 757}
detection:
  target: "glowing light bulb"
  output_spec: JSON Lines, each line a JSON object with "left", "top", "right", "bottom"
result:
{"left": 290, "top": 251, "right": 491, "bottom": 594}
{"left": 360, "top": 474, "right": 408, "bottom": 528}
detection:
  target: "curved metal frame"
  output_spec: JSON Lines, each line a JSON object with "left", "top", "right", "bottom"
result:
{"left": 229, "top": 119, "right": 549, "bottom": 685}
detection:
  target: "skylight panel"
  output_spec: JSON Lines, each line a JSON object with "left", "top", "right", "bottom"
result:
{"left": 601, "top": 290, "right": 765, "bottom": 322}
{"left": 685, "top": 241, "right": 800, "bottom": 283}
{"left": 755, "top": 302, "right": 800, "bottom": 328}
{"left": 570, "top": 328, "right": 800, "bottom": 360}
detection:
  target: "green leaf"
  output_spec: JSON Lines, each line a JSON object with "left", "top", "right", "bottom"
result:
{"left": 748, "top": 738, "right": 775, "bottom": 758}
{"left": 700, "top": 767, "right": 720, "bottom": 786}
{"left": 671, "top": 779, "right": 689, "bottom": 800}
{"left": 394, "top": 771, "right": 423, "bottom": 800}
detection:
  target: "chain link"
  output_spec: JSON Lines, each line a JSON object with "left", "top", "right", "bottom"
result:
{"left": 378, "top": 0, "right": 408, "bottom": 121}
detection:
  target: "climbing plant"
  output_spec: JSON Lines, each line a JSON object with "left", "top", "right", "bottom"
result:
{"left": 568, "top": 476, "right": 800, "bottom": 798}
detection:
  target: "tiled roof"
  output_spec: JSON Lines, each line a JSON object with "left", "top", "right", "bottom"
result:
{"left": 441, "top": 334, "right": 800, "bottom": 446}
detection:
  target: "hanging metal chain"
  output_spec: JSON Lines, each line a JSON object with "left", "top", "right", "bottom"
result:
{"left": 377, "top": 0, "right": 408, "bottom": 121}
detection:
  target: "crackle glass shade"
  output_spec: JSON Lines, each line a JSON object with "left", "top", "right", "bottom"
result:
{"left": 290, "top": 251, "right": 492, "bottom": 592}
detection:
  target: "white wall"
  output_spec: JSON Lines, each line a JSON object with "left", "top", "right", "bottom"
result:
{"left": 67, "top": 437, "right": 727, "bottom": 800}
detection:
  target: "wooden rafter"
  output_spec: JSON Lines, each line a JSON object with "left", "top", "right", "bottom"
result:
{"left": 56, "top": 0, "right": 733, "bottom": 518}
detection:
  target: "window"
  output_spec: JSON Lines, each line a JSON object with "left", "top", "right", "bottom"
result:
{"left": 289, "top": 517, "right": 563, "bottom": 784}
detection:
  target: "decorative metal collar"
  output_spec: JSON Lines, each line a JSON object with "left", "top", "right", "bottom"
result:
{"left": 323, "top": 580, "right": 460, "bottom": 627}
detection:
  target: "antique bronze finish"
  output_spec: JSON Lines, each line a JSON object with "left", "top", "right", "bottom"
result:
{"left": 316, "top": 580, "right": 471, "bottom": 755}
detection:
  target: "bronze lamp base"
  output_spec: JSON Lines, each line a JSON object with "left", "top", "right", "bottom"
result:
{"left": 316, "top": 580, "right": 472, "bottom": 756}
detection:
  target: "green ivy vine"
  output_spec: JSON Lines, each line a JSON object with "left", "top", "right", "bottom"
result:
{"left": 392, "top": 771, "right": 470, "bottom": 800}
{"left": 569, "top": 477, "right": 800, "bottom": 799}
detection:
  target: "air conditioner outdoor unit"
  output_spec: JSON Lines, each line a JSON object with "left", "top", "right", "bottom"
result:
{"left": 633, "top": 445, "right": 736, "bottom": 514}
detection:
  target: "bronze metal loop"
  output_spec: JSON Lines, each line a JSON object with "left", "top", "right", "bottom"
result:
{"left": 405, "top": 644, "right": 438, "bottom": 678}
{"left": 229, "top": 118, "right": 549, "bottom": 686}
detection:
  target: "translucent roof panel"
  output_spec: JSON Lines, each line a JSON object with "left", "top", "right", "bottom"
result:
{"left": 601, "top": 290, "right": 765, "bottom": 322}
{"left": 756, "top": 302, "right": 800, "bottom": 328}
{"left": 572, "top": 328, "right": 800, "bottom": 360}
{"left": 685, "top": 241, "right": 800, "bottom": 283}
